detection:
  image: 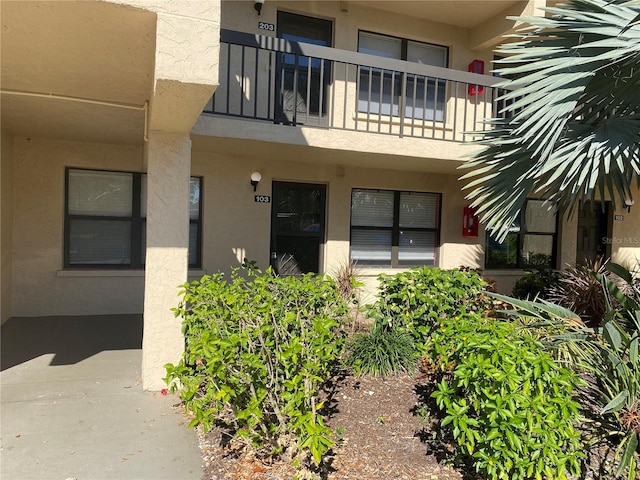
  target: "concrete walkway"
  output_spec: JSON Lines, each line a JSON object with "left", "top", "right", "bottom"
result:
{"left": 1, "top": 315, "right": 202, "bottom": 480}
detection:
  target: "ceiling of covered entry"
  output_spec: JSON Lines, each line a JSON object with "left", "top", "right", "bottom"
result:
{"left": 1, "top": 1, "right": 156, "bottom": 145}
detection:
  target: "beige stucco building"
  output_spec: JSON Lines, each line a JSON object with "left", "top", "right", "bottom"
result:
{"left": 2, "top": 0, "right": 639, "bottom": 390}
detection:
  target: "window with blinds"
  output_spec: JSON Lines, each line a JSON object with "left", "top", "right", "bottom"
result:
{"left": 65, "top": 168, "right": 202, "bottom": 268}
{"left": 350, "top": 188, "right": 440, "bottom": 267}
{"left": 357, "top": 31, "right": 448, "bottom": 121}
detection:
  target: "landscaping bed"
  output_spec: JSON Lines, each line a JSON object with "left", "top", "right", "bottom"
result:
{"left": 197, "top": 374, "right": 463, "bottom": 480}
{"left": 167, "top": 263, "right": 639, "bottom": 480}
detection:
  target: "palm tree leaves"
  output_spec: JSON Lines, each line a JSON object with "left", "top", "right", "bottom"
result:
{"left": 461, "top": 0, "right": 640, "bottom": 241}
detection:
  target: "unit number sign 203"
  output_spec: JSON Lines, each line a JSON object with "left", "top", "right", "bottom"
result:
{"left": 258, "top": 22, "right": 275, "bottom": 31}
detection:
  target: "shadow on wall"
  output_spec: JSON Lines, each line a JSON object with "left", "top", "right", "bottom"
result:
{"left": 1, "top": 314, "right": 142, "bottom": 371}
{"left": 446, "top": 242, "right": 484, "bottom": 270}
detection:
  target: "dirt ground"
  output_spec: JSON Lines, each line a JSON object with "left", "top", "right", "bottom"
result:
{"left": 196, "top": 373, "right": 465, "bottom": 480}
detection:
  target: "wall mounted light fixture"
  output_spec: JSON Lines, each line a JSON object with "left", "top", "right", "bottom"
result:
{"left": 625, "top": 198, "right": 634, "bottom": 213}
{"left": 254, "top": 0, "right": 265, "bottom": 15}
{"left": 250, "top": 172, "right": 262, "bottom": 191}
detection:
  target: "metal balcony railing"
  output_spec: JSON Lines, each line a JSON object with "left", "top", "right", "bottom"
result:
{"left": 204, "top": 29, "right": 507, "bottom": 142}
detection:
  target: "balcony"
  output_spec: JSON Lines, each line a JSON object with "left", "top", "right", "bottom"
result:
{"left": 203, "top": 29, "right": 507, "bottom": 144}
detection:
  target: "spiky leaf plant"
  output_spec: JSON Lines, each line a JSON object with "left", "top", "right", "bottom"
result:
{"left": 345, "top": 325, "right": 416, "bottom": 377}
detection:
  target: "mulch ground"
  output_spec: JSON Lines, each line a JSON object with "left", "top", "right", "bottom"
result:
{"left": 195, "top": 373, "right": 465, "bottom": 480}
{"left": 183, "top": 372, "right": 623, "bottom": 480}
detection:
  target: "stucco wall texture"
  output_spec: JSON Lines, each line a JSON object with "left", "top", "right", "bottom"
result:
{"left": 142, "top": 132, "right": 193, "bottom": 390}
{"left": 10, "top": 138, "right": 146, "bottom": 317}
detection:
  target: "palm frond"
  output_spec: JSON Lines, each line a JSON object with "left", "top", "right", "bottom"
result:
{"left": 461, "top": 0, "right": 640, "bottom": 241}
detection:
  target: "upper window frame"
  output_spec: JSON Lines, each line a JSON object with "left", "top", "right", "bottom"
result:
{"left": 357, "top": 30, "right": 449, "bottom": 68}
{"left": 356, "top": 31, "right": 449, "bottom": 121}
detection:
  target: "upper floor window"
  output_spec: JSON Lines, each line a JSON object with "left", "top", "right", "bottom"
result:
{"left": 350, "top": 188, "right": 440, "bottom": 268}
{"left": 485, "top": 199, "right": 557, "bottom": 269}
{"left": 357, "top": 31, "right": 448, "bottom": 121}
{"left": 65, "top": 168, "right": 202, "bottom": 269}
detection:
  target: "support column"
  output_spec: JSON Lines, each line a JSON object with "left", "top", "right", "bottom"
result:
{"left": 142, "top": 131, "right": 191, "bottom": 391}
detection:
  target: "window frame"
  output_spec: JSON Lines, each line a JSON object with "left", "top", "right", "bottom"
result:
{"left": 349, "top": 188, "right": 442, "bottom": 268}
{"left": 484, "top": 199, "right": 558, "bottom": 270}
{"left": 64, "top": 167, "right": 202, "bottom": 270}
{"left": 356, "top": 30, "right": 449, "bottom": 121}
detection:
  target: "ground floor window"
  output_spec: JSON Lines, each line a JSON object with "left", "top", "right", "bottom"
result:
{"left": 350, "top": 188, "right": 440, "bottom": 267}
{"left": 485, "top": 199, "right": 557, "bottom": 269}
{"left": 65, "top": 168, "right": 202, "bottom": 268}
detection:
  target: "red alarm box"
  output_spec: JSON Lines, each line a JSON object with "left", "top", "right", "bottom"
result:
{"left": 463, "top": 205, "right": 479, "bottom": 237}
{"left": 468, "top": 60, "right": 485, "bottom": 96}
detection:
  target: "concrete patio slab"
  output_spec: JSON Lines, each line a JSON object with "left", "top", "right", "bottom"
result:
{"left": 1, "top": 315, "right": 202, "bottom": 480}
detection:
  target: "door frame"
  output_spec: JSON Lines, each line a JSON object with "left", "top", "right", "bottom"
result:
{"left": 270, "top": 180, "right": 327, "bottom": 274}
{"left": 275, "top": 11, "right": 334, "bottom": 126}
{"left": 576, "top": 201, "right": 612, "bottom": 263}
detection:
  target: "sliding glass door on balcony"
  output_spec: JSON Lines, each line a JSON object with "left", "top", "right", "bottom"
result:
{"left": 276, "top": 12, "right": 333, "bottom": 126}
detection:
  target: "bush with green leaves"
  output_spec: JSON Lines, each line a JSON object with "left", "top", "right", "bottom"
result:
{"left": 425, "top": 313, "right": 584, "bottom": 480}
{"left": 164, "top": 263, "right": 350, "bottom": 469}
{"left": 345, "top": 324, "right": 416, "bottom": 377}
{"left": 498, "top": 262, "right": 640, "bottom": 478}
{"left": 367, "top": 267, "right": 490, "bottom": 342}
{"left": 511, "top": 268, "right": 561, "bottom": 300}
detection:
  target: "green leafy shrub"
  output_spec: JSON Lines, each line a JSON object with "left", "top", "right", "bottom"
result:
{"left": 345, "top": 325, "right": 416, "bottom": 377}
{"left": 494, "top": 262, "right": 640, "bottom": 480}
{"left": 425, "top": 313, "right": 584, "bottom": 480}
{"left": 511, "top": 268, "right": 561, "bottom": 300}
{"left": 164, "top": 263, "right": 350, "bottom": 468}
{"left": 367, "top": 267, "right": 490, "bottom": 342}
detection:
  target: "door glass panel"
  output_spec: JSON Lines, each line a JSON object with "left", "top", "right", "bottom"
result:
{"left": 577, "top": 202, "right": 608, "bottom": 263}
{"left": 277, "top": 12, "right": 332, "bottom": 124}
{"left": 274, "top": 185, "right": 323, "bottom": 233}
{"left": 272, "top": 182, "right": 325, "bottom": 275}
